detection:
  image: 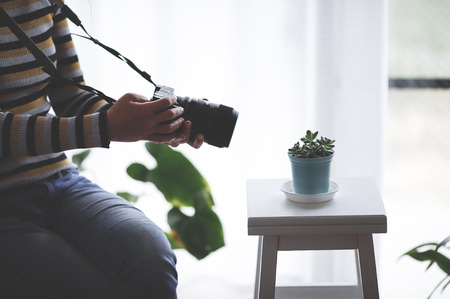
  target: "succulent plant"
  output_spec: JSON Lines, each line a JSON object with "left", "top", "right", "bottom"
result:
{"left": 289, "top": 130, "right": 335, "bottom": 158}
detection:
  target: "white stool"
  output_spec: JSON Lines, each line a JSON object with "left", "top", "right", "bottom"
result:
{"left": 247, "top": 177, "right": 387, "bottom": 299}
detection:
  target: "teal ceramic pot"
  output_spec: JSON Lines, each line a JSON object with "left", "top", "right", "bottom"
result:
{"left": 288, "top": 154, "right": 333, "bottom": 194}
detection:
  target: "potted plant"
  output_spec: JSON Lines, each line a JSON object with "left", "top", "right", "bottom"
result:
{"left": 288, "top": 130, "right": 335, "bottom": 194}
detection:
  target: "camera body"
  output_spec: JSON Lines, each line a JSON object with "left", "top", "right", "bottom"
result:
{"left": 151, "top": 85, "right": 238, "bottom": 148}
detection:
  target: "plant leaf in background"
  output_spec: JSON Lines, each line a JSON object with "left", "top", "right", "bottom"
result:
{"left": 72, "top": 149, "right": 91, "bottom": 171}
{"left": 126, "top": 163, "right": 152, "bottom": 183}
{"left": 127, "top": 143, "right": 214, "bottom": 208}
{"left": 116, "top": 192, "right": 139, "bottom": 203}
{"left": 165, "top": 231, "right": 184, "bottom": 250}
{"left": 74, "top": 144, "right": 225, "bottom": 260}
{"left": 145, "top": 142, "right": 214, "bottom": 208}
{"left": 168, "top": 206, "right": 224, "bottom": 260}
{"left": 402, "top": 237, "right": 450, "bottom": 298}
{"left": 126, "top": 142, "right": 225, "bottom": 259}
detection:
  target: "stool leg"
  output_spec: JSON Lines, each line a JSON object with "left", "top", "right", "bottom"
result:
{"left": 354, "top": 249, "right": 364, "bottom": 298}
{"left": 254, "top": 236, "right": 263, "bottom": 299}
{"left": 357, "top": 234, "right": 379, "bottom": 299}
{"left": 256, "top": 235, "right": 278, "bottom": 299}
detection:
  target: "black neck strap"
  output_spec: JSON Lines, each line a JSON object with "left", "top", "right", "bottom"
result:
{"left": 0, "top": 6, "right": 56, "bottom": 75}
{"left": 1, "top": 2, "right": 159, "bottom": 103}
{"left": 52, "top": 0, "right": 157, "bottom": 87}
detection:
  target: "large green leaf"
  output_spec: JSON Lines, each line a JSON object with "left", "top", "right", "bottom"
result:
{"left": 125, "top": 142, "right": 225, "bottom": 259}
{"left": 142, "top": 142, "right": 213, "bottom": 208}
{"left": 168, "top": 206, "right": 225, "bottom": 260}
{"left": 127, "top": 163, "right": 152, "bottom": 182}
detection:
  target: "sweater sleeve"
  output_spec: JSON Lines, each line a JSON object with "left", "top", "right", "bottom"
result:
{"left": 0, "top": 2, "right": 112, "bottom": 158}
{"left": 0, "top": 110, "right": 109, "bottom": 158}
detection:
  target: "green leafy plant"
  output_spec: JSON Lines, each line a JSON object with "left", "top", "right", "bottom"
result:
{"left": 72, "top": 143, "right": 225, "bottom": 260}
{"left": 289, "top": 130, "right": 335, "bottom": 158}
{"left": 71, "top": 149, "right": 91, "bottom": 171}
{"left": 402, "top": 236, "right": 450, "bottom": 298}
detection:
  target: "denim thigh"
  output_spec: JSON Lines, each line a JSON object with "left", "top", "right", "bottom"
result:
{"left": 0, "top": 170, "right": 178, "bottom": 299}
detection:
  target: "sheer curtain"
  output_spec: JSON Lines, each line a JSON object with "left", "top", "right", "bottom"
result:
{"left": 67, "top": 0, "right": 386, "bottom": 297}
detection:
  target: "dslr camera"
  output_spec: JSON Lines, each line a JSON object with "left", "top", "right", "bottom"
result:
{"left": 152, "top": 85, "right": 238, "bottom": 148}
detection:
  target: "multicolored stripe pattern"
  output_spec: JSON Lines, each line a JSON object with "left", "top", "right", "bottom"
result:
{"left": 0, "top": 0, "right": 111, "bottom": 189}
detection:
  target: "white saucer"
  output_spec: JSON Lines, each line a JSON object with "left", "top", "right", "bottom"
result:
{"left": 280, "top": 180, "right": 339, "bottom": 203}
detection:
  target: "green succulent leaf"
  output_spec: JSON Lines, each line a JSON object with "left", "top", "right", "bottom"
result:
{"left": 289, "top": 130, "right": 335, "bottom": 158}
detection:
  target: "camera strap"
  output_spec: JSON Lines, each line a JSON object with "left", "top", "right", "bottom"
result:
{"left": 51, "top": 0, "right": 157, "bottom": 88}
{"left": 0, "top": 5, "right": 116, "bottom": 103}
{"left": 1, "top": 1, "right": 159, "bottom": 103}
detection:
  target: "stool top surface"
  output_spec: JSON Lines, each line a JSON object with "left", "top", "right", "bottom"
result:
{"left": 247, "top": 177, "right": 387, "bottom": 235}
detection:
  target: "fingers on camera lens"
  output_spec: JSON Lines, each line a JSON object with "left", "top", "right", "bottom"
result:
{"left": 158, "top": 117, "right": 184, "bottom": 134}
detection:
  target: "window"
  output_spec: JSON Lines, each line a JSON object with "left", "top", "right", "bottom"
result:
{"left": 383, "top": 1, "right": 450, "bottom": 297}
{"left": 388, "top": 0, "right": 450, "bottom": 206}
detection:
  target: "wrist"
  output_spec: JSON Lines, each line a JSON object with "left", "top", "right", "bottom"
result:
{"left": 100, "top": 109, "right": 112, "bottom": 145}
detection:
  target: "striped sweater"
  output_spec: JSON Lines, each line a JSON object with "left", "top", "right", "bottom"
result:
{"left": 0, "top": 0, "right": 111, "bottom": 190}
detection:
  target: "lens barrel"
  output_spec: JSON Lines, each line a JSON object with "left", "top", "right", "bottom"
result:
{"left": 176, "top": 96, "right": 238, "bottom": 148}
{"left": 151, "top": 85, "right": 238, "bottom": 148}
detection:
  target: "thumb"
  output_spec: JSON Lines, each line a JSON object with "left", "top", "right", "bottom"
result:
{"left": 117, "top": 93, "right": 149, "bottom": 104}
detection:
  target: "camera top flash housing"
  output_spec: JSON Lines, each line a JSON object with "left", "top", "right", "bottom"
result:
{"left": 152, "top": 85, "right": 175, "bottom": 100}
{"left": 151, "top": 85, "right": 238, "bottom": 148}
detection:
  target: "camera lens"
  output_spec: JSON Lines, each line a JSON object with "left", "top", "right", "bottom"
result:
{"left": 176, "top": 97, "right": 238, "bottom": 148}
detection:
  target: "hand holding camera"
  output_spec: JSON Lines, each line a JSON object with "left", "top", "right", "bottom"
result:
{"left": 1, "top": 2, "right": 239, "bottom": 149}
{"left": 107, "top": 93, "right": 188, "bottom": 144}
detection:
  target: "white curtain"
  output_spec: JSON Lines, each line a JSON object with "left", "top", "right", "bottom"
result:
{"left": 67, "top": 0, "right": 387, "bottom": 297}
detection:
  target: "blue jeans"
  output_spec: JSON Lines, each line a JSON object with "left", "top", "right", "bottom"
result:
{"left": 0, "top": 169, "right": 177, "bottom": 298}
